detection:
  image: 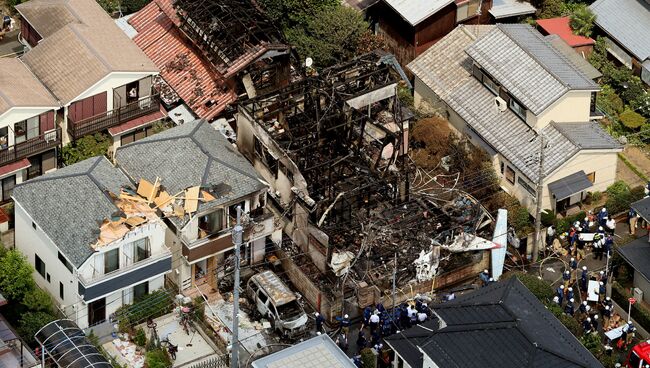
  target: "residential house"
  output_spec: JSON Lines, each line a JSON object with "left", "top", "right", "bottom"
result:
{"left": 384, "top": 277, "right": 604, "bottom": 368}
{"left": 13, "top": 156, "right": 171, "bottom": 329}
{"left": 251, "top": 334, "right": 355, "bottom": 368}
{"left": 114, "top": 120, "right": 276, "bottom": 292}
{"left": 124, "top": 0, "right": 290, "bottom": 123}
{"left": 366, "top": 0, "right": 535, "bottom": 67}
{"left": 16, "top": 0, "right": 165, "bottom": 148}
{"left": 590, "top": 0, "right": 650, "bottom": 85}
{"left": 408, "top": 24, "right": 622, "bottom": 214}
{"left": 0, "top": 58, "right": 60, "bottom": 203}
{"left": 536, "top": 17, "right": 596, "bottom": 57}
{"left": 544, "top": 34, "right": 602, "bottom": 81}
{"left": 617, "top": 237, "right": 650, "bottom": 306}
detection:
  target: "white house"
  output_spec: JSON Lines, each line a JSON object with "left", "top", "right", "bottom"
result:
{"left": 13, "top": 156, "right": 171, "bottom": 329}
{"left": 408, "top": 24, "right": 622, "bottom": 214}
{"left": 16, "top": 0, "right": 164, "bottom": 148}
{"left": 0, "top": 58, "right": 60, "bottom": 203}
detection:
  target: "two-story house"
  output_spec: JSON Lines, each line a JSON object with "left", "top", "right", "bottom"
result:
{"left": 13, "top": 156, "right": 171, "bottom": 329}
{"left": 590, "top": 0, "right": 650, "bottom": 85}
{"left": 366, "top": 0, "right": 535, "bottom": 68}
{"left": 408, "top": 24, "right": 622, "bottom": 214}
{"left": 15, "top": 0, "right": 164, "bottom": 148}
{"left": 0, "top": 58, "right": 60, "bottom": 203}
{"left": 114, "top": 119, "right": 277, "bottom": 292}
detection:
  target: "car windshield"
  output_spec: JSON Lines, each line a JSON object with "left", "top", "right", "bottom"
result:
{"left": 629, "top": 352, "right": 641, "bottom": 368}
{"left": 277, "top": 300, "right": 303, "bottom": 320}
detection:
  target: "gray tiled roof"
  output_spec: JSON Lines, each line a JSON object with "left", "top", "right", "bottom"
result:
{"left": 115, "top": 120, "right": 266, "bottom": 228}
{"left": 12, "top": 156, "right": 132, "bottom": 267}
{"left": 385, "top": 278, "right": 604, "bottom": 368}
{"left": 618, "top": 237, "right": 650, "bottom": 282}
{"left": 252, "top": 334, "right": 355, "bottom": 368}
{"left": 590, "top": 0, "right": 650, "bottom": 61}
{"left": 465, "top": 24, "right": 598, "bottom": 115}
{"left": 545, "top": 35, "right": 602, "bottom": 80}
{"left": 551, "top": 122, "right": 622, "bottom": 149}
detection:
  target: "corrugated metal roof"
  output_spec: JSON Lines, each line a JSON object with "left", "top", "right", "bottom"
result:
{"left": 537, "top": 17, "right": 594, "bottom": 47}
{"left": 590, "top": 0, "right": 650, "bottom": 61}
{"left": 547, "top": 170, "right": 593, "bottom": 200}
{"left": 489, "top": 0, "right": 536, "bottom": 19}
{"left": 252, "top": 334, "right": 355, "bottom": 368}
{"left": 466, "top": 24, "right": 598, "bottom": 115}
{"left": 617, "top": 236, "right": 650, "bottom": 282}
{"left": 383, "top": 0, "right": 455, "bottom": 26}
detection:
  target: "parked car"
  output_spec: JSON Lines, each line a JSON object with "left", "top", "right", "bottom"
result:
{"left": 246, "top": 270, "right": 308, "bottom": 337}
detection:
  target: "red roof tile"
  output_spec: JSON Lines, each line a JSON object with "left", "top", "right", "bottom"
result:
{"left": 536, "top": 17, "right": 595, "bottom": 47}
{"left": 0, "top": 158, "right": 30, "bottom": 178}
{"left": 129, "top": 0, "right": 236, "bottom": 121}
{"left": 108, "top": 107, "right": 166, "bottom": 136}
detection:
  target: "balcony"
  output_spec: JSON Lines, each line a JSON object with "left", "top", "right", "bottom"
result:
{"left": 77, "top": 249, "right": 172, "bottom": 301}
{"left": 68, "top": 94, "right": 161, "bottom": 140}
{"left": 0, "top": 128, "right": 61, "bottom": 167}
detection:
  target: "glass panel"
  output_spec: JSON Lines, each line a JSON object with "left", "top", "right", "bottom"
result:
{"left": 198, "top": 209, "right": 223, "bottom": 237}
{"left": 133, "top": 282, "right": 149, "bottom": 301}
{"left": 2, "top": 175, "right": 15, "bottom": 201}
{"left": 0, "top": 127, "right": 7, "bottom": 149}
{"left": 133, "top": 238, "right": 151, "bottom": 263}
{"left": 27, "top": 155, "right": 42, "bottom": 180}
{"left": 104, "top": 248, "right": 120, "bottom": 273}
{"left": 509, "top": 99, "right": 526, "bottom": 120}
{"left": 26, "top": 116, "right": 39, "bottom": 140}
{"left": 505, "top": 166, "right": 516, "bottom": 184}
{"left": 35, "top": 254, "right": 45, "bottom": 278}
{"left": 14, "top": 121, "right": 26, "bottom": 143}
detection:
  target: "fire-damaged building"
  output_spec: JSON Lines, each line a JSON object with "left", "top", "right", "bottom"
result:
{"left": 125, "top": 0, "right": 291, "bottom": 122}
{"left": 236, "top": 51, "right": 498, "bottom": 322}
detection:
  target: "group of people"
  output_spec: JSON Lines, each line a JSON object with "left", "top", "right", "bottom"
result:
{"left": 546, "top": 207, "right": 614, "bottom": 262}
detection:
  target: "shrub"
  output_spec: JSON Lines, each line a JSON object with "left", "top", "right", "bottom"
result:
{"left": 114, "top": 290, "right": 173, "bottom": 329}
{"left": 612, "top": 282, "right": 650, "bottom": 333}
{"left": 360, "top": 347, "right": 375, "bottom": 368}
{"left": 541, "top": 209, "right": 556, "bottom": 227}
{"left": 22, "top": 288, "right": 53, "bottom": 314}
{"left": 0, "top": 249, "right": 36, "bottom": 301}
{"left": 539, "top": 0, "right": 564, "bottom": 18}
{"left": 121, "top": 0, "right": 150, "bottom": 14}
{"left": 569, "top": 5, "right": 595, "bottom": 37}
{"left": 18, "top": 312, "right": 57, "bottom": 345}
{"left": 61, "top": 133, "right": 112, "bottom": 166}
{"left": 590, "top": 191, "right": 603, "bottom": 203}
{"left": 133, "top": 327, "right": 147, "bottom": 347}
{"left": 145, "top": 348, "right": 171, "bottom": 368}
{"left": 605, "top": 181, "right": 644, "bottom": 215}
{"left": 620, "top": 109, "right": 646, "bottom": 129}
{"left": 597, "top": 85, "right": 624, "bottom": 118}
{"left": 506, "top": 272, "right": 554, "bottom": 302}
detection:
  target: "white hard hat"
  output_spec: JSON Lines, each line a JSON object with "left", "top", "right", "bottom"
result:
{"left": 315, "top": 312, "right": 319, "bottom": 316}
{"left": 583, "top": 301, "right": 588, "bottom": 305}
{"left": 568, "top": 287, "right": 573, "bottom": 291}
{"left": 344, "top": 314, "right": 349, "bottom": 318}
{"left": 599, "top": 226, "right": 603, "bottom": 231}
{"left": 584, "top": 217, "right": 588, "bottom": 221}
{"left": 583, "top": 266, "right": 587, "bottom": 270}
{"left": 602, "top": 208, "right": 606, "bottom": 212}
{"left": 606, "top": 297, "right": 611, "bottom": 301}
{"left": 600, "top": 281, "right": 604, "bottom": 285}
{"left": 605, "top": 306, "right": 610, "bottom": 310}
{"left": 570, "top": 298, "right": 575, "bottom": 302}
{"left": 489, "top": 277, "right": 494, "bottom": 281}
{"left": 594, "top": 315, "right": 598, "bottom": 320}
{"left": 586, "top": 305, "right": 591, "bottom": 311}
{"left": 587, "top": 317, "right": 591, "bottom": 321}
{"left": 600, "top": 271, "right": 604, "bottom": 274}
{"left": 560, "top": 285, "right": 565, "bottom": 289}
{"left": 571, "top": 257, "right": 575, "bottom": 261}
{"left": 483, "top": 269, "right": 489, "bottom": 274}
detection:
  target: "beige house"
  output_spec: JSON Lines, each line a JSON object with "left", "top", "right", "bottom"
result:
{"left": 16, "top": 0, "right": 163, "bottom": 148}
{"left": 408, "top": 24, "right": 622, "bottom": 214}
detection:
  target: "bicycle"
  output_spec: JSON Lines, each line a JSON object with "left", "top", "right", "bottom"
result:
{"left": 160, "top": 336, "right": 178, "bottom": 360}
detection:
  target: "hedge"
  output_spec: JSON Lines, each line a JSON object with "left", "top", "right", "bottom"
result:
{"left": 611, "top": 282, "right": 650, "bottom": 332}
{"left": 114, "top": 290, "right": 174, "bottom": 329}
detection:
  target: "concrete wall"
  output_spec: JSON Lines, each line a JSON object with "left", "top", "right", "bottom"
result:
{"left": 528, "top": 90, "right": 594, "bottom": 128}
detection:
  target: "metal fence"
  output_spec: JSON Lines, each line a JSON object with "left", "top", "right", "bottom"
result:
{"left": 187, "top": 355, "right": 230, "bottom": 368}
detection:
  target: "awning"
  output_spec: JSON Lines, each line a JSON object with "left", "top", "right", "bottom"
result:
{"left": 34, "top": 319, "right": 112, "bottom": 368}
{"left": 632, "top": 196, "right": 650, "bottom": 222}
{"left": 548, "top": 170, "right": 593, "bottom": 201}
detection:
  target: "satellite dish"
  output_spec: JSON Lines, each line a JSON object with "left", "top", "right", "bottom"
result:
{"left": 305, "top": 57, "right": 313, "bottom": 68}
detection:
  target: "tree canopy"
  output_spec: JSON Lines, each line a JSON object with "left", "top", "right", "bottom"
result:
{"left": 0, "top": 250, "right": 36, "bottom": 301}
{"left": 569, "top": 5, "right": 596, "bottom": 37}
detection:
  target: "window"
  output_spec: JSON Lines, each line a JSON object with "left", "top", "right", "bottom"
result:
{"left": 505, "top": 165, "right": 516, "bottom": 184}
{"left": 27, "top": 155, "right": 42, "bottom": 180}
{"left": 104, "top": 248, "right": 120, "bottom": 274}
{"left": 1, "top": 175, "right": 15, "bottom": 202}
{"left": 509, "top": 98, "right": 526, "bottom": 120}
{"left": 518, "top": 177, "right": 536, "bottom": 196}
{"left": 120, "top": 126, "right": 155, "bottom": 146}
{"left": 228, "top": 202, "right": 245, "bottom": 226}
{"left": 198, "top": 209, "right": 224, "bottom": 237}
{"left": 586, "top": 172, "right": 596, "bottom": 183}
{"left": 0, "top": 127, "right": 7, "bottom": 149}
{"left": 483, "top": 76, "right": 499, "bottom": 95}
{"left": 58, "top": 252, "right": 73, "bottom": 273}
{"left": 456, "top": 0, "right": 480, "bottom": 21}
{"left": 14, "top": 116, "right": 40, "bottom": 144}
{"left": 35, "top": 254, "right": 45, "bottom": 278}
{"left": 590, "top": 92, "right": 597, "bottom": 114}
{"left": 257, "top": 290, "right": 268, "bottom": 304}
{"left": 500, "top": 161, "right": 504, "bottom": 174}
{"left": 59, "top": 282, "right": 64, "bottom": 300}
{"left": 133, "top": 238, "right": 151, "bottom": 263}
{"left": 278, "top": 163, "right": 294, "bottom": 183}
{"left": 253, "top": 137, "right": 278, "bottom": 175}
{"left": 133, "top": 281, "right": 149, "bottom": 301}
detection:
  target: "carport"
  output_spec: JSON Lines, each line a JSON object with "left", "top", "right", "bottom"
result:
{"left": 34, "top": 319, "right": 111, "bottom": 368}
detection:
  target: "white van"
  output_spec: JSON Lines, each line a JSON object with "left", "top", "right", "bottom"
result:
{"left": 246, "top": 270, "right": 308, "bottom": 337}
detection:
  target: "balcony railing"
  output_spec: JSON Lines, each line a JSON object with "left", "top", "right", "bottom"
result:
{"left": 78, "top": 248, "right": 172, "bottom": 287}
{"left": 0, "top": 127, "right": 61, "bottom": 167}
{"left": 68, "top": 94, "right": 161, "bottom": 140}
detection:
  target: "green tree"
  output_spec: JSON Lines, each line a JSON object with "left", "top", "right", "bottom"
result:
{"left": 285, "top": 6, "right": 368, "bottom": 68}
{"left": 61, "top": 133, "right": 112, "bottom": 166}
{"left": 569, "top": 5, "right": 596, "bottom": 37}
{"left": 257, "top": 0, "right": 339, "bottom": 30}
{"left": 22, "top": 288, "right": 53, "bottom": 314}
{"left": 17, "top": 312, "right": 56, "bottom": 345}
{"left": 0, "top": 250, "right": 35, "bottom": 301}
{"left": 620, "top": 109, "right": 646, "bottom": 129}
{"left": 597, "top": 84, "right": 624, "bottom": 117}
{"left": 539, "top": 0, "right": 565, "bottom": 19}
{"left": 145, "top": 348, "right": 171, "bottom": 368}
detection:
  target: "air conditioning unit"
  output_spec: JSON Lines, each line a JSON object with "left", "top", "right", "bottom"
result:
{"left": 495, "top": 96, "right": 507, "bottom": 112}
{"left": 634, "top": 287, "right": 644, "bottom": 301}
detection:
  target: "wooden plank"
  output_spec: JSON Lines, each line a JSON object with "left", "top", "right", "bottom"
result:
{"left": 119, "top": 192, "right": 148, "bottom": 203}
{"left": 125, "top": 217, "right": 147, "bottom": 227}
{"left": 184, "top": 186, "right": 200, "bottom": 213}
{"left": 154, "top": 190, "right": 173, "bottom": 208}
{"left": 137, "top": 178, "right": 159, "bottom": 202}
{"left": 202, "top": 190, "right": 216, "bottom": 202}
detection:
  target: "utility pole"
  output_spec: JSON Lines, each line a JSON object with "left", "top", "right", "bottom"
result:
{"left": 231, "top": 206, "right": 243, "bottom": 368}
{"left": 392, "top": 252, "right": 397, "bottom": 311}
{"left": 532, "top": 134, "right": 546, "bottom": 263}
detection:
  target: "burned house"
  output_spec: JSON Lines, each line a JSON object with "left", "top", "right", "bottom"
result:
{"left": 237, "top": 51, "right": 495, "bottom": 321}
{"left": 126, "top": 0, "right": 291, "bottom": 122}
